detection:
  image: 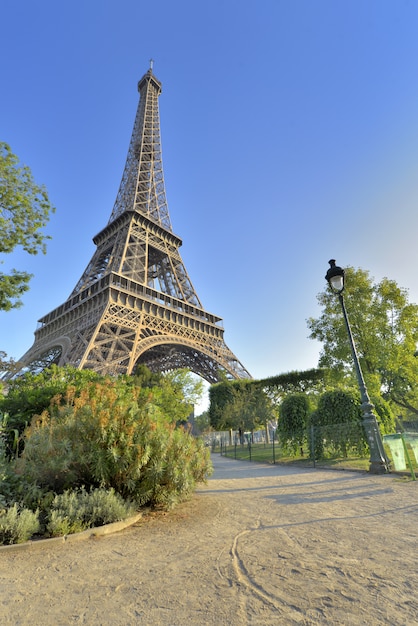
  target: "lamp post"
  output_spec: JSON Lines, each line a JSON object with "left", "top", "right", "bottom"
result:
{"left": 325, "top": 260, "right": 390, "bottom": 474}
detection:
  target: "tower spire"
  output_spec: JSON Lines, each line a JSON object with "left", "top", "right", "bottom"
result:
{"left": 11, "top": 68, "right": 251, "bottom": 383}
{"left": 109, "top": 67, "right": 170, "bottom": 229}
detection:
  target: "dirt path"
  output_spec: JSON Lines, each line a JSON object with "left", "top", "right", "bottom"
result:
{"left": 1, "top": 455, "right": 417, "bottom": 625}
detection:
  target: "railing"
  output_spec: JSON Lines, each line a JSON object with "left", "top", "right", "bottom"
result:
{"left": 205, "top": 422, "right": 418, "bottom": 476}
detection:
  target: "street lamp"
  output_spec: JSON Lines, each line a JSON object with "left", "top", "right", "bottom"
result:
{"left": 325, "top": 260, "right": 390, "bottom": 474}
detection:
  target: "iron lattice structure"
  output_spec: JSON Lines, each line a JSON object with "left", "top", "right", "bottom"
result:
{"left": 14, "top": 67, "right": 251, "bottom": 383}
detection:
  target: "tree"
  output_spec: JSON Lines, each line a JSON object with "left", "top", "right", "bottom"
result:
{"left": 208, "top": 380, "right": 275, "bottom": 443}
{"left": 132, "top": 367, "right": 203, "bottom": 424}
{"left": 209, "top": 381, "right": 239, "bottom": 430}
{"left": 0, "top": 351, "right": 17, "bottom": 377}
{"left": 217, "top": 385, "right": 256, "bottom": 436}
{"left": 257, "top": 369, "right": 326, "bottom": 403}
{"left": 278, "top": 393, "right": 311, "bottom": 455}
{"left": 194, "top": 410, "right": 210, "bottom": 435}
{"left": 307, "top": 267, "right": 418, "bottom": 416}
{"left": 0, "top": 142, "right": 55, "bottom": 311}
{"left": 208, "top": 370, "right": 324, "bottom": 431}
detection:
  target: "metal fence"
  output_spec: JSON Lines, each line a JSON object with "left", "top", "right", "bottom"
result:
{"left": 204, "top": 422, "right": 418, "bottom": 476}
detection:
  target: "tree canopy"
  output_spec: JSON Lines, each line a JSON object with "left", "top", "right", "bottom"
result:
{"left": 307, "top": 267, "right": 418, "bottom": 416}
{"left": 0, "top": 142, "right": 55, "bottom": 311}
{"left": 208, "top": 370, "right": 325, "bottom": 432}
{"left": 208, "top": 379, "right": 277, "bottom": 434}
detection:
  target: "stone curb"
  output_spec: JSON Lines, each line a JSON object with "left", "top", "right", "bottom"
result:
{"left": 0, "top": 512, "right": 143, "bottom": 554}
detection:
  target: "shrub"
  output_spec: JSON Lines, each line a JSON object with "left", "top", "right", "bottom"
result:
{"left": 0, "top": 504, "right": 40, "bottom": 545}
{"left": 18, "top": 378, "right": 212, "bottom": 509}
{"left": 136, "top": 426, "right": 211, "bottom": 509}
{"left": 0, "top": 418, "right": 21, "bottom": 508}
{"left": 278, "top": 393, "right": 311, "bottom": 455}
{"left": 0, "top": 366, "right": 103, "bottom": 456}
{"left": 47, "top": 487, "right": 135, "bottom": 537}
{"left": 307, "top": 410, "right": 324, "bottom": 460}
{"left": 313, "top": 389, "right": 365, "bottom": 458}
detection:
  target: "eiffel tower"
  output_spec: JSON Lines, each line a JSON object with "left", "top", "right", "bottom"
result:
{"left": 14, "top": 65, "right": 251, "bottom": 384}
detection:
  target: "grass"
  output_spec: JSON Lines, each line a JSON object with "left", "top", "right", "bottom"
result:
{"left": 213, "top": 441, "right": 418, "bottom": 474}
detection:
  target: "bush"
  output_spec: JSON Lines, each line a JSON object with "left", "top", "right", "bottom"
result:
{"left": 0, "top": 504, "right": 40, "bottom": 545}
{"left": 18, "top": 378, "right": 212, "bottom": 509}
{"left": 47, "top": 487, "right": 135, "bottom": 537}
{"left": 307, "top": 410, "right": 323, "bottom": 460}
{"left": 0, "top": 419, "right": 21, "bottom": 508}
{"left": 278, "top": 393, "right": 311, "bottom": 455}
{"left": 0, "top": 366, "right": 103, "bottom": 456}
{"left": 136, "top": 426, "right": 211, "bottom": 509}
{"left": 313, "top": 389, "right": 365, "bottom": 458}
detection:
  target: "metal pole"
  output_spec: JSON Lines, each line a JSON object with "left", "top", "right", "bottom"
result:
{"left": 338, "top": 293, "right": 390, "bottom": 474}
{"left": 272, "top": 431, "right": 276, "bottom": 464}
{"left": 311, "top": 423, "right": 316, "bottom": 468}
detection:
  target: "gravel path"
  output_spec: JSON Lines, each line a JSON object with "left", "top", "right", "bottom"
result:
{"left": 1, "top": 454, "right": 417, "bottom": 625}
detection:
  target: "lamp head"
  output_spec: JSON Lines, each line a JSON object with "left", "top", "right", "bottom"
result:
{"left": 325, "top": 259, "right": 345, "bottom": 293}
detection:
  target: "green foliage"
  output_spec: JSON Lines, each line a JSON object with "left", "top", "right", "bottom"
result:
{"left": 0, "top": 365, "right": 211, "bottom": 544}
{"left": 149, "top": 369, "right": 203, "bottom": 424}
{"left": 18, "top": 376, "right": 212, "bottom": 508}
{"left": 136, "top": 426, "right": 210, "bottom": 509}
{"left": 257, "top": 369, "right": 327, "bottom": 404}
{"left": 316, "top": 390, "right": 362, "bottom": 425}
{"left": 0, "top": 504, "right": 40, "bottom": 545}
{"left": 194, "top": 410, "right": 210, "bottom": 434}
{"left": 0, "top": 142, "right": 55, "bottom": 310}
{"left": 0, "top": 445, "right": 15, "bottom": 509}
{"left": 2, "top": 365, "right": 201, "bottom": 450}
{"left": 0, "top": 414, "right": 21, "bottom": 507}
{"left": 209, "top": 380, "right": 240, "bottom": 429}
{"left": 308, "top": 410, "right": 324, "bottom": 460}
{"left": 209, "top": 379, "right": 276, "bottom": 433}
{"left": 133, "top": 364, "right": 165, "bottom": 387}
{"left": 278, "top": 393, "right": 311, "bottom": 455}
{"left": 372, "top": 396, "right": 396, "bottom": 435}
{"left": 308, "top": 267, "right": 418, "bottom": 416}
{"left": 0, "top": 365, "right": 103, "bottom": 453}
{"left": 209, "top": 370, "right": 324, "bottom": 431}
{"left": 219, "top": 386, "right": 256, "bottom": 435}
{"left": 18, "top": 379, "right": 152, "bottom": 494}
{"left": 47, "top": 487, "right": 135, "bottom": 537}
{"left": 312, "top": 389, "right": 366, "bottom": 458}
{"left": 131, "top": 367, "right": 203, "bottom": 424}
{"left": 0, "top": 350, "right": 18, "bottom": 377}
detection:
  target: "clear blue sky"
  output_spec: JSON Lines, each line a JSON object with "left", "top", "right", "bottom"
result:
{"left": 2, "top": 1, "right": 418, "bottom": 404}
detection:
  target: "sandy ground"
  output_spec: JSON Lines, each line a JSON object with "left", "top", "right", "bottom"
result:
{"left": 1, "top": 454, "right": 417, "bottom": 625}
